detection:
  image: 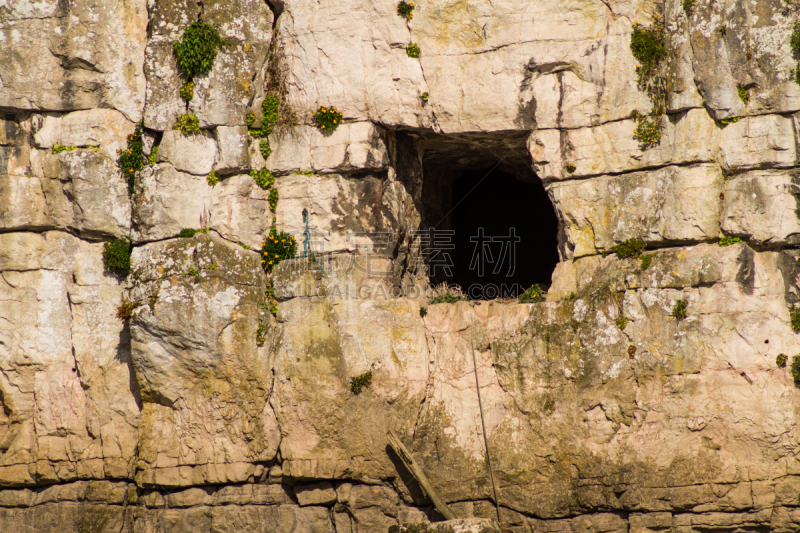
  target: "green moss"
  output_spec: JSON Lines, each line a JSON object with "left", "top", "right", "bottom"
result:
{"left": 103, "top": 239, "right": 132, "bottom": 276}
{"left": 777, "top": 354, "right": 788, "bottom": 368}
{"left": 178, "top": 228, "right": 209, "bottom": 238}
{"left": 719, "top": 235, "right": 742, "bottom": 247}
{"left": 256, "top": 323, "right": 266, "bottom": 346}
{"left": 616, "top": 317, "right": 629, "bottom": 330}
{"left": 246, "top": 113, "right": 256, "bottom": 127}
{"left": 791, "top": 308, "right": 800, "bottom": 332}
{"left": 173, "top": 22, "right": 223, "bottom": 78}
{"left": 737, "top": 86, "right": 749, "bottom": 103}
{"left": 207, "top": 169, "right": 220, "bottom": 186}
{"left": 53, "top": 144, "right": 77, "bottom": 154}
{"left": 350, "top": 370, "right": 373, "bottom": 395}
{"left": 179, "top": 81, "right": 194, "bottom": 102}
{"left": 250, "top": 168, "right": 275, "bottom": 190}
{"left": 313, "top": 106, "right": 343, "bottom": 133}
{"left": 431, "top": 292, "right": 470, "bottom": 304}
{"left": 720, "top": 117, "right": 740, "bottom": 127}
{"left": 791, "top": 356, "right": 800, "bottom": 387}
{"left": 261, "top": 227, "right": 297, "bottom": 272}
{"left": 117, "top": 122, "right": 146, "bottom": 196}
{"left": 407, "top": 43, "right": 420, "bottom": 58}
{"left": 519, "top": 284, "right": 546, "bottom": 303}
{"left": 397, "top": 1, "right": 414, "bottom": 20}
{"left": 173, "top": 114, "right": 200, "bottom": 135}
{"left": 259, "top": 139, "right": 271, "bottom": 159}
{"left": 672, "top": 299, "right": 688, "bottom": 320}
{"left": 640, "top": 253, "right": 653, "bottom": 270}
{"left": 614, "top": 238, "right": 645, "bottom": 258}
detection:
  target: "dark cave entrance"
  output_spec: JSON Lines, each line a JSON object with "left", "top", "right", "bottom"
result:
{"left": 398, "top": 131, "right": 561, "bottom": 300}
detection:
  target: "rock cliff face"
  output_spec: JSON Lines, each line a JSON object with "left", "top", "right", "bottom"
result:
{"left": 3, "top": 0, "right": 800, "bottom": 532}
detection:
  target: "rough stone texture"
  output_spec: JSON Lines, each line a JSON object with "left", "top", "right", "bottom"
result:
{"left": 5, "top": 0, "right": 800, "bottom": 532}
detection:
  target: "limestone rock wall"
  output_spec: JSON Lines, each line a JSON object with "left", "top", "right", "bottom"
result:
{"left": 3, "top": 0, "right": 800, "bottom": 532}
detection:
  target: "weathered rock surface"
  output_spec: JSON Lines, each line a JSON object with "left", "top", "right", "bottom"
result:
{"left": 4, "top": 0, "right": 800, "bottom": 532}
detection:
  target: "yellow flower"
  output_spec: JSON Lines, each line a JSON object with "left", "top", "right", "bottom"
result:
{"left": 275, "top": 254, "right": 279, "bottom": 258}
{"left": 321, "top": 125, "right": 325, "bottom": 129}
{"left": 269, "top": 261, "right": 273, "bottom": 265}
{"left": 261, "top": 260, "right": 265, "bottom": 263}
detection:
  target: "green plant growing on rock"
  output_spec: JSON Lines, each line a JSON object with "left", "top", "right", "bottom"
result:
{"left": 791, "top": 356, "right": 800, "bottom": 387}
{"left": 250, "top": 95, "right": 280, "bottom": 138}
{"left": 187, "top": 267, "right": 199, "bottom": 276}
{"left": 616, "top": 317, "right": 630, "bottom": 330}
{"left": 719, "top": 235, "right": 742, "bottom": 247}
{"left": 173, "top": 22, "right": 224, "bottom": 78}
{"left": 53, "top": 144, "right": 77, "bottom": 154}
{"left": 737, "top": 86, "right": 749, "bottom": 103}
{"left": 429, "top": 283, "right": 469, "bottom": 304}
{"left": 777, "top": 354, "right": 788, "bottom": 368}
{"left": 250, "top": 168, "right": 275, "bottom": 190}
{"left": 173, "top": 114, "right": 200, "bottom": 135}
{"left": 148, "top": 144, "right": 159, "bottom": 165}
{"left": 397, "top": 1, "right": 415, "bottom": 20}
{"left": 565, "top": 163, "right": 576, "bottom": 174}
{"left": 116, "top": 297, "right": 140, "bottom": 321}
{"left": 419, "top": 306, "right": 427, "bottom": 318}
{"left": 350, "top": 370, "right": 373, "bottom": 395}
{"left": 117, "top": 122, "right": 146, "bottom": 195}
{"left": 682, "top": 0, "right": 694, "bottom": 16}
{"left": 519, "top": 284, "right": 546, "bottom": 303}
{"left": 103, "top": 239, "right": 132, "bottom": 276}
{"left": 791, "top": 308, "right": 800, "bottom": 332}
{"left": 256, "top": 323, "right": 266, "bottom": 346}
{"left": 178, "top": 228, "right": 208, "bottom": 238}
{"left": 268, "top": 188, "right": 279, "bottom": 212}
{"left": 259, "top": 139, "right": 271, "bottom": 159}
{"left": 180, "top": 82, "right": 194, "bottom": 102}
{"left": 630, "top": 17, "right": 667, "bottom": 148}
{"left": 313, "top": 106, "right": 343, "bottom": 133}
{"left": 238, "top": 242, "right": 252, "bottom": 250}
{"left": 614, "top": 238, "right": 645, "bottom": 259}
{"left": 207, "top": 169, "right": 220, "bottom": 186}
{"left": 246, "top": 113, "right": 256, "bottom": 127}
{"left": 640, "top": 254, "right": 653, "bottom": 270}
{"left": 720, "top": 117, "right": 740, "bottom": 127}
{"left": 260, "top": 227, "right": 297, "bottom": 272}
{"left": 672, "top": 299, "right": 688, "bottom": 320}
{"left": 407, "top": 43, "right": 420, "bottom": 58}
{"left": 421, "top": 92, "right": 429, "bottom": 102}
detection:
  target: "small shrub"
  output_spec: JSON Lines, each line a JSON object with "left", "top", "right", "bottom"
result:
{"left": 407, "top": 43, "right": 420, "bottom": 58}
{"left": 429, "top": 283, "right": 469, "bottom": 304}
{"left": 672, "top": 299, "right": 688, "bottom": 320}
{"left": 116, "top": 297, "right": 140, "bottom": 321}
{"left": 791, "top": 356, "right": 800, "bottom": 387}
{"left": 313, "top": 106, "right": 343, "bottom": 133}
{"left": 173, "top": 22, "right": 224, "bottom": 78}
{"left": 617, "top": 317, "right": 629, "bottom": 330}
{"left": 682, "top": 0, "right": 694, "bottom": 16}
{"left": 180, "top": 82, "right": 194, "bottom": 102}
{"left": 53, "top": 144, "right": 77, "bottom": 154}
{"left": 103, "top": 239, "right": 132, "bottom": 276}
{"left": 250, "top": 168, "right": 275, "bottom": 190}
{"left": 565, "top": 163, "right": 576, "bottom": 174}
{"left": 256, "top": 323, "right": 266, "bottom": 346}
{"left": 634, "top": 115, "right": 662, "bottom": 146}
{"left": 173, "top": 113, "right": 200, "bottom": 135}
{"left": 419, "top": 306, "right": 428, "bottom": 318}
{"left": 719, "top": 117, "right": 740, "bottom": 127}
{"left": 260, "top": 227, "right": 298, "bottom": 272}
{"left": 148, "top": 144, "right": 159, "bottom": 165}
{"left": 246, "top": 113, "right": 256, "bottom": 127}
{"left": 268, "top": 188, "right": 279, "bottom": 212}
{"left": 519, "top": 284, "right": 546, "bottom": 303}
{"left": 631, "top": 21, "right": 666, "bottom": 85}
{"left": 350, "top": 370, "right": 373, "bottom": 395}
{"left": 777, "top": 354, "right": 788, "bottom": 368}
{"left": 178, "top": 228, "right": 198, "bottom": 238}
{"left": 187, "top": 267, "right": 199, "bottom": 276}
{"left": 117, "top": 122, "right": 146, "bottom": 195}
{"left": 737, "top": 86, "right": 749, "bottom": 103}
{"left": 792, "top": 22, "right": 800, "bottom": 54}
{"left": 421, "top": 92, "right": 429, "bottom": 102}
{"left": 791, "top": 308, "right": 800, "bottom": 332}
{"left": 397, "top": 1, "right": 414, "bottom": 20}
{"left": 719, "top": 235, "right": 742, "bottom": 247}
{"left": 262, "top": 95, "right": 280, "bottom": 127}
{"left": 640, "top": 254, "right": 653, "bottom": 270}
{"left": 614, "top": 238, "right": 646, "bottom": 259}
{"left": 628, "top": 345, "right": 637, "bottom": 358}
{"left": 207, "top": 169, "right": 220, "bottom": 186}
{"left": 259, "top": 139, "right": 272, "bottom": 159}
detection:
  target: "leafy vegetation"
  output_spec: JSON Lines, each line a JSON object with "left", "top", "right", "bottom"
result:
{"left": 565, "top": 163, "right": 576, "bottom": 174}
{"left": 616, "top": 317, "right": 630, "bottom": 330}
{"left": 628, "top": 345, "right": 637, "bottom": 358}
{"left": 173, "top": 114, "right": 200, "bottom": 135}
{"left": 53, "top": 144, "right": 77, "bottom": 154}
{"left": 719, "top": 235, "right": 742, "bottom": 247}
{"left": 407, "top": 43, "right": 420, "bottom": 58}
{"left": 397, "top": 1, "right": 415, "bottom": 20}
{"left": 116, "top": 297, "right": 141, "bottom": 321}
{"left": 350, "top": 371, "right": 373, "bottom": 395}
{"left": 633, "top": 114, "right": 663, "bottom": 146}
{"left": 682, "top": 0, "right": 694, "bottom": 16}
{"left": 103, "top": 239, "right": 132, "bottom": 276}
{"left": 250, "top": 95, "right": 280, "bottom": 138}
{"left": 421, "top": 92, "right": 429, "bottom": 102}
{"left": 776, "top": 354, "right": 788, "bottom": 368}
{"left": 630, "top": 17, "right": 667, "bottom": 147}
{"left": 792, "top": 22, "right": 800, "bottom": 54}
{"left": 419, "top": 306, "right": 427, "bottom": 318}
{"left": 429, "top": 283, "right": 470, "bottom": 304}
{"left": 256, "top": 323, "right": 266, "bottom": 346}
{"left": 178, "top": 228, "right": 208, "bottom": 238}
{"left": 250, "top": 168, "right": 275, "bottom": 190}
{"left": 259, "top": 139, "right": 272, "bottom": 159}
{"left": 791, "top": 308, "right": 800, "bottom": 332}
{"left": 519, "top": 284, "right": 546, "bottom": 303}
{"left": 719, "top": 117, "right": 740, "bottom": 127}
{"left": 260, "top": 227, "right": 297, "bottom": 272}
{"left": 187, "top": 267, "right": 199, "bottom": 276}
{"left": 792, "top": 356, "right": 800, "bottom": 387}
{"left": 672, "top": 299, "right": 688, "bottom": 320}
{"left": 148, "top": 144, "right": 159, "bottom": 165}
{"left": 180, "top": 82, "right": 194, "bottom": 102}
{"left": 173, "top": 22, "right": 224, "bottom": 78}
{"left": 737, "top": 86, "right": 749, "bottom": 103}
{"left": 640, "top": 254, "right": 653, "bottom": 270}
{"left": 117, "top": 122, "right": 146, "bottom": 195}
{"left": 207, "top": 169, "right": 220, "bottom": 186}
{"left": 313, "top": 106, "right": 343, "bottom": 133}
{"left": 268, "top": 188, "right": 279, "bottom": 212}
{"left": 614, "top": 238, "right": 646, "bottom": 259}
{"left": 246, "top": 113, "right": 256, "bottom": 127}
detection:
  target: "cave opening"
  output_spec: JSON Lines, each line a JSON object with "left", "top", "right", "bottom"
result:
{"left": 400, "top": 131, "right": 561, "bottom": 300}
